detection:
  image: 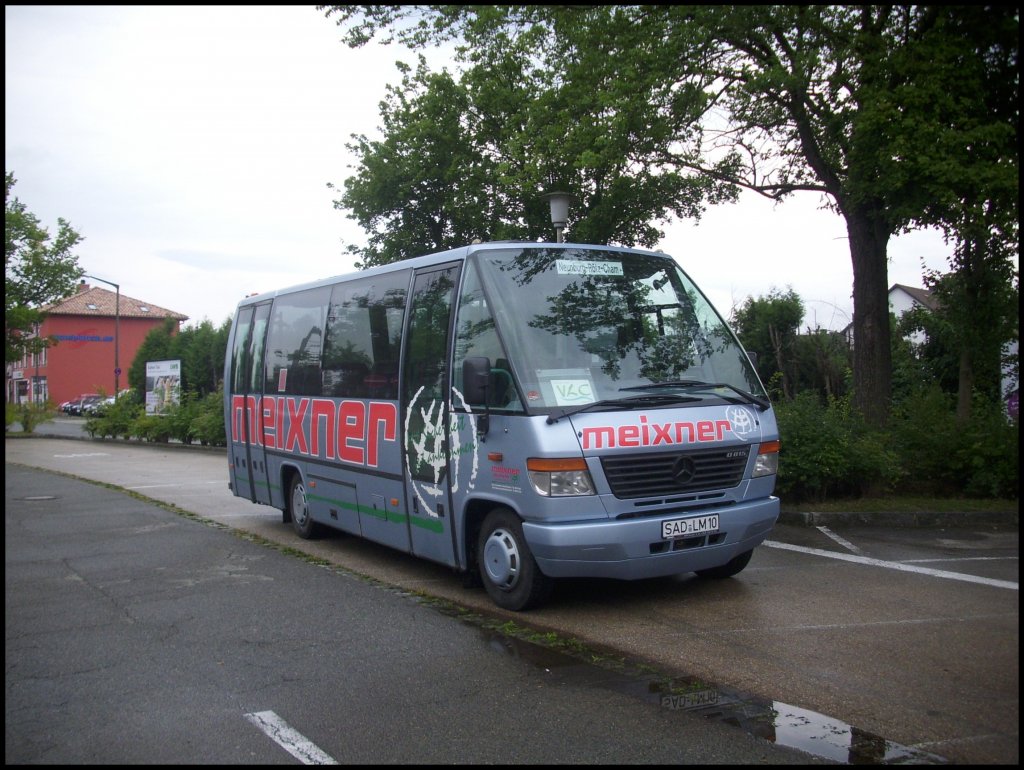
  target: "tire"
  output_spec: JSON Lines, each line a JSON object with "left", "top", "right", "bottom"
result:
{"left": 477, "top": 509, "right": 553, "bottom": 611}
{"left": 288, "top": 474, "right": 320, "bottom": 539}
{"left": 695, "top": 548, "right": 753, "bottom": 579}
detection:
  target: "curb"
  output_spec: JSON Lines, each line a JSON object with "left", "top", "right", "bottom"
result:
{"left": 778, "top": 509, "right": 1018, "bottom": 529}
{"left": 5, "top": 429, "right": 226, "bottom": 455}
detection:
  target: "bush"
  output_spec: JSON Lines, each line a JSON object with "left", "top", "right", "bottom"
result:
{"left": 79, "top": 388, "right": 226, "bottom": 446}
{"left": 84, "top": 394, "right": 143, "bottom": 439}
{"left": 132, "top": 414, "right": 172, "bottom": 443}
{"left": 958, "top": 402, "right": 1019, "bottom": 497}
{"left": 189, "top": 388, "right": 226, "bottom": 446}
{"left": 775, "top": 392, "right": 900, "bottom": 503}
{"left": 890, "top": 386, "right": 1018, "bottom": 498}
{"left": 11, "top": 400, "right": 58, "bottom": 434}
{"left": 775, "top": 386, "right": 1018, "bottom": 502}
{"left": 161, "top": 392, "right": 202, "bottom": 444}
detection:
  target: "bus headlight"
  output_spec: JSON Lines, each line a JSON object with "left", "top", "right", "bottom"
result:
{"left": 753, "top": 440, "right": 780, "bottom": 477}
{"left": 527, "top": 457, "right": 596, "bottom": 496}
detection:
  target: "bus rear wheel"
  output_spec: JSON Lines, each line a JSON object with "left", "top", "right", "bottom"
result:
{"left": 477, "top": 509, "right": 552, "bottom": 611}
{"left": 288, "top": 475, "right": 320, "bottom": 539}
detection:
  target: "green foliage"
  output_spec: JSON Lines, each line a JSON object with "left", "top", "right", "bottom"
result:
{"left": 81, "top": 386, "right": 226, "bottom": 448}
{"left": 161, "top": 392, "right": 202, "bottom": 445}
{"left": 126, "top": 316, "right": 230, "bottom": 401}
{"left": 890, "top": 386, "right": 1019, "bottom": 499}
{"left": 128, "top": 318, "right": 177, "bottom": 397}
{"left": 792, "top": 328, "right": 851, "bottom": 401}
{"left": 131, "top": 415, "right": 172, "bottom": 443}
{"left": 923, "top": 251, "right": 1018, "bottom": 420}
{"left": 332, "top": 28, "right": 734, "bottom": 267}
{"left": 323, "top": 5, "right": 1019, "bottom": 427}
{"left": 174, "top": 317, "right": 231, "bottom": 398}
{"left": 775, "top": 393, "right": 900, "bottom": 503}
{"left": 731, "top": 288, "right": 804, "bottom": 399}
{"left": 5, "top": 171, "right": 85, "bottom": 363}
{"left": 9, "top": 399, "right": 58, "bottom": 434}
{"left": 189, "top": 387, "right": 226, "bottom": 446}
{"left": 84, "top": 393, "right": 143, "bottom": 440}
{"left": 775, "top": 386, "right": 1018, "bottom": 502}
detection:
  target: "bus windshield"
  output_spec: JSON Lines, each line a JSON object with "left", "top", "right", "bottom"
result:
{"left": 472, "top": 247, "right": 765, "bottom": 411}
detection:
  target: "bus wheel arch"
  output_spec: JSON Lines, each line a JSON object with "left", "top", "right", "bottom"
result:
{"left": 476, "top": 507, "right": 553, "bottom": 611}
{"left": 280, "top": 464, "right": 302, "bottom": 523}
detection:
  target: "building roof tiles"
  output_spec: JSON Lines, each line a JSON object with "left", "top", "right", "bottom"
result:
{"left": 41, "top": 283, "right": 188, "bottom": 321}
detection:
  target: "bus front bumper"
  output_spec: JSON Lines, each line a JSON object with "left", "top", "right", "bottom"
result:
{"left": 522, "top": 497, "right": 779, "bottom": 580}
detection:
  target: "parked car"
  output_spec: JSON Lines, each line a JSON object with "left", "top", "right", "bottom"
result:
{"left": 81, "top": 398, "right": 109, "bottom": 416}
{"left": 67, "top": 395, "right": 103, "bottom": 416}
{"left": 60, "top": 393, "right": 99, "bottom": 414}
{"left": 82, "top": 389, "right": 134, "bottom": 416}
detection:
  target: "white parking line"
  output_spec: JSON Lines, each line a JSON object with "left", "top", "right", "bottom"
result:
{"left": 244, "top": 710, "right": 338, "bottom": 765}
{"left": 763, "top": 540, "right": 1018, "bottom": 591}
{"left": 904, "top": 556, "right": 1019, "bottom": 563}
{"left": 815, "top": 526, "right": 863, "bottom": 554}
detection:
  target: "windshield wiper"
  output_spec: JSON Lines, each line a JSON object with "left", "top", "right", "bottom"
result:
{"left": 620, "top": 381, "right": 770, "bottom": 411}
{"left": 546, "top": 393, "right": 699, "bottom": 424}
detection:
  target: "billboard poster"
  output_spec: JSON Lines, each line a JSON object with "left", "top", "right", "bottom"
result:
{"left": 146, "top": 359, "right": 181, "bottom": 415}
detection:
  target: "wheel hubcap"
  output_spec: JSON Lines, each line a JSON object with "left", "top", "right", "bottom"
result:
{"left": 483, "top": 528, "right": 520, "bottom": 590}
{"left": 292, "top": 484, "right": 308, "bottom": 526}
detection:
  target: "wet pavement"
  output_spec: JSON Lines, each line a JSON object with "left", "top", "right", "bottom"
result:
{"left": 6, "top": 423, "right": 1020, "bottom": 764}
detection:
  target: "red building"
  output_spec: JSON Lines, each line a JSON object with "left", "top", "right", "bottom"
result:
{"left": 6, "top": 280, "right": 188, "bottom": 407}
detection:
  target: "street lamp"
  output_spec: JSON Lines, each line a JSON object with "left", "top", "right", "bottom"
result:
{"left": 85, "top": 274, "right": 120, "bottom": 396}
{"left": 542, "top": 191, "right": 573, "bottom": 243}
{"left": 33, "top": 321, "right": 41, "bottom": 404}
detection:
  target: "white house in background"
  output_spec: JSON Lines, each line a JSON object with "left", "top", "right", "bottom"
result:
{"left": 842, "top": 283, "right": 938, "bottom": 347}
{"left": 888, "top": 283, "right": 939, "bottom": 320}
{"left": 888, "top": 284, "right": 939, "bottom": 347}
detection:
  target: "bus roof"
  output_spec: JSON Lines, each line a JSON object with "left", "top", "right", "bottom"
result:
{"left": 232, "top": 240, "right": 671, "bottom": 309}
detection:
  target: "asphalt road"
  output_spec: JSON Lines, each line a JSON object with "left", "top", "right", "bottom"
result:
{"left": 8, "top": 463, "right": 835, "bottom": 764}
{"left": 6, "top": 429, "right": 1020, "bottom": 764}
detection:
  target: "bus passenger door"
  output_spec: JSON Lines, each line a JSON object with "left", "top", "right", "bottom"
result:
{"left": 228, "top": 302, "right": 272, "bottom": 505}
{"left": 401, "top": 263, "right": 461, "bottom": 567}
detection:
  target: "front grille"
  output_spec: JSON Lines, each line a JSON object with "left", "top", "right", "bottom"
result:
{"left": 601, "top": 446, "right": 750, "bottom": 499}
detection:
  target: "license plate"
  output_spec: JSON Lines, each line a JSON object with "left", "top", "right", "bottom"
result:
{"left": 660, "top": 688, "right": 720, "bottom": 710}
{"left": 662, "top": 514, "right": 719, "bottom": 539}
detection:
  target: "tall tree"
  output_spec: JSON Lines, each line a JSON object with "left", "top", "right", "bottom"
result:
{"left": 172, "top": 317, "right": 232, "bottom": 398}
{"left": 331, "top": 25, "right": 734, "bottom": 267}
{"left": 5, "top": 172, "right": 84, "bottom": 365}
{"left": 127, "top": 318, "right": 176, "bottom": 398}
{"left": 731, "top": 287, "right": 805, "bottom": 400}
{"left": 322, "top": 5, "right": 1018, "bottom": 426}
{"left": 334, "top": 60, "right": 493, "bottom": 267}
{"left": 901, "top": 7, "right": 1019, "bottom": 422}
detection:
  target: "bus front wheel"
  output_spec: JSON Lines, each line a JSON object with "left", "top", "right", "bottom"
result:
{"left": 288, "top": 475, "right": 320, "bottom": 539}
{"left": 477, "top": 509, "right": 552, "bottom": 611}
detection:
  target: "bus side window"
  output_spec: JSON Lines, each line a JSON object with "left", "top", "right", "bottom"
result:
{"left": 264, "top": 287, "right": 330, "bottom": 397}
{"left": 323, "top": 271, "right": 409, "bottom": 400}
{"left": 454, "top": 262, "right": 524, "bottom": 411}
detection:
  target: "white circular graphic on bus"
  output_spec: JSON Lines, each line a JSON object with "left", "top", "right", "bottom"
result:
{"left": 404, "top": 386, "right": 479, "bottom": 518}
{"left": 726, "top": 406, "right": 758, "bottom": 439}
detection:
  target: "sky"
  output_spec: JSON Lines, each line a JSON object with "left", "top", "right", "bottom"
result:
{"left": 6, "top": 5, "right": 955, "bottom": 333}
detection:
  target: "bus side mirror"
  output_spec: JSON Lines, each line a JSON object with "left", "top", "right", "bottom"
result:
{"left": 462, "top": 356, "right": 491, "bottom": 406}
